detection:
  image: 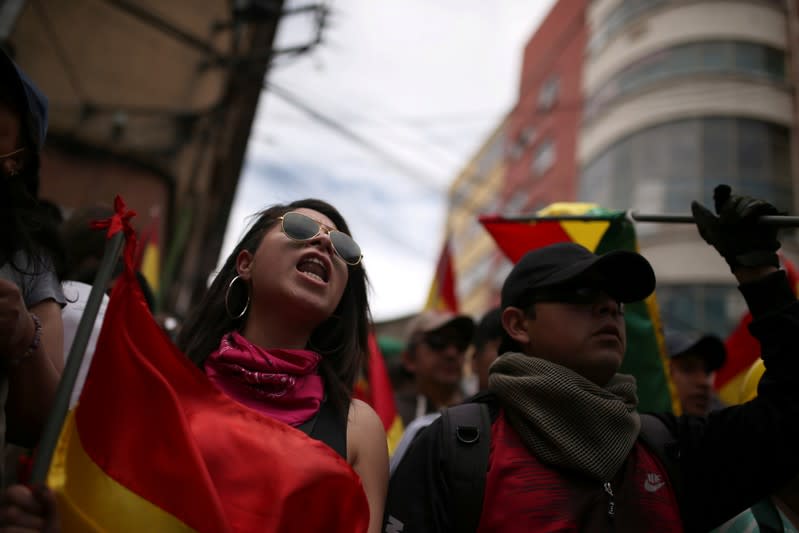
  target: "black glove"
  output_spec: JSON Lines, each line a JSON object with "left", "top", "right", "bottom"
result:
{"left": 690, "top": 184, "right": 782, "bottom": 269}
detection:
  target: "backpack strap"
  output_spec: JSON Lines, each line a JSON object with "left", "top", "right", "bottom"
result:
{"left": 298, "top": 398, "right": 348, "bottom": 459}
{"left": 441, "top": 402, "right": 492, "bottom": 533}
{"left": 749, "top": 499, "right": 784, "bottom": 533}
{"left": 639, "top": 413, "right": 683, "bottom": 499}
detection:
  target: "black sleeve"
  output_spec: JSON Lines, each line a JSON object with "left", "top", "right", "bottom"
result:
{"left": 383, "top": 417, "right": 452, "bottom": 533}
{"left": 662, "top": 270, "right": 799, "bottom": 533}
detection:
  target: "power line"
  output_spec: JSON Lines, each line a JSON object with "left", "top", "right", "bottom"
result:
{"left": 267, "top": 81, "right": 479, "bottom": 169}
{"left": 263, "top": 81, "right": 446, "bottom": 192}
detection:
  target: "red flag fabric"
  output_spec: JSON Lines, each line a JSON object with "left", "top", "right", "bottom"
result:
{"left": 354, "top": 332, "right": 403, "bottom": 454}
{"left": 425, "top": 237, "right": 458, "bottom": 312}
{"left": 48, "top": 198, "right": 370, "bottom": 532}
{"left": 716, "top": 253, "right": 799, "bottom": 404}
{"left": 479, "top": 217, "right": 572, "bottom": 262}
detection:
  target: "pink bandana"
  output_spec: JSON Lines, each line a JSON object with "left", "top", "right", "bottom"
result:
{"left": 204, "top": 332, "right": 324, "bottom": 427}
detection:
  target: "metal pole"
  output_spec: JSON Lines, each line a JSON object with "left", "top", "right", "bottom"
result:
{"left": 29, "top": 231, "right": 125, "bottom": 484}
{"left": 494, "top": 211, "right": 799, "bottom": 226}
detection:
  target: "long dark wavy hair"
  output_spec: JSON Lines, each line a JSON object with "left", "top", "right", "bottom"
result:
{"left": 177, "top": 199, "right": 371, "bottom": 415}
{"left": 0, "top": 75, "right": 64, "bottom": 277}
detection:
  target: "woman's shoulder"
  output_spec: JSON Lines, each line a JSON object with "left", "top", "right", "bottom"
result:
{"left": 346, "top": 399, "right": 388, "bottom": 462}
{"left": 348, "top": 398, "right": 384, "bottom": 430}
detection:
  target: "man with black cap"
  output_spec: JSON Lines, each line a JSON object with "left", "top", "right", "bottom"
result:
{"left": 665, "top": 329, "right": 727, "bottom": 417}
{"left": 384, "top": 185, "right": 799, "bottom": 533}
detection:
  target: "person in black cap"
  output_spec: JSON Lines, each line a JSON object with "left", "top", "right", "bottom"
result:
{"left": 384, "top": 185, "right": 799, "bottom": 532}
{"left": 665, "top": 329, "right": 727, "bottom": 417}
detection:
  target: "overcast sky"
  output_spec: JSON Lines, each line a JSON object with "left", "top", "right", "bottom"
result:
{"left": 219, "top": 0, "right": 558, "bottom": 321}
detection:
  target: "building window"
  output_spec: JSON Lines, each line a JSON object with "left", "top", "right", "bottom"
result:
{"left": 538, "top": 76, "right": 560, "bottom": 111}
{"left": 588, "top": 0, "right": 786, "bottom": 55}
{"left": 584, "top": 41, "right": 787, "bottom": 122}
{"left": 520, "top": 126, "right": 537, "bottom": 145}
{"left": 579, "top": 117, "right": 791, "bottom": 337}
{"left": 531, "top": 138, "right": 556, "bottom": 177}
{"left": 579, "top": 117, "right": 792, "bottom": 215}
{"left": 503, "top": 190, "right": 530, "bottom": 215}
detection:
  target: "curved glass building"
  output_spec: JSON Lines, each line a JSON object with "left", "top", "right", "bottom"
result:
{"left": 579, "top": 0, "right": 797, "bottom": 335}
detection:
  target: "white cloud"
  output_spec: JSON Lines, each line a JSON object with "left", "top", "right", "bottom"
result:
{"left": 220, "top": 0, "right": 557, "bottom": 320}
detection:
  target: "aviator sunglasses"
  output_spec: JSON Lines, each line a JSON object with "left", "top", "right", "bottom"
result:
{"left": 278, "top": 211, "right": 363, "bottom": 266}
{"left": 423, "top": 332, "right": 469, "bottom": 352}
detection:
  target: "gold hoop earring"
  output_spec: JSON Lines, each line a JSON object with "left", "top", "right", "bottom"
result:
{"left": 225, "top": 275, "right": 250, "bottom": 320}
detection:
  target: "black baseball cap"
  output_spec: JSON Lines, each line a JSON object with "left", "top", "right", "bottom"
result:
{"left": 500, "top": 242, "right": 656, "bottom": 310}
{"left": 665, "top": 329, "right": 726, "bottom": 372}
{"left": 497, "top": 243, "right": 655, "bottom": 355}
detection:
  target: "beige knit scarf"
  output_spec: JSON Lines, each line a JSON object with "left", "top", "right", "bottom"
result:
{"left": 488, "top": 352, "right": 641, "bottom": 481}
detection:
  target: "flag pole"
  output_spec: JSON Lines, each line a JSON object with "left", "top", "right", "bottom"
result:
{"left": 495, "top": 211, "right": 799, "bottom": 226}
{"left": 29, "top": 231, "right": 126, "bottom": 484}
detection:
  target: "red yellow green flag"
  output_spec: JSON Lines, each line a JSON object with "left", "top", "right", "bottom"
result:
{"left": 425, "top": 237, "right": 458, "bottom": 312}
{"left": 47, "top": 218, "right": 370, "bottom": 532}
{"left": 479, "top": 203, "right": 679, "bottom": 414}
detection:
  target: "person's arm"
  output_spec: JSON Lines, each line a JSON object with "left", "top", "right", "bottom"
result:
{"left": 348, "top": 399, "right": 389, "bottom": 533}
{"left": 673, "top": 187, "right": 799, "bottom": 532}
{"left": 5, "top": 298, "right": 64, "bottom": 447}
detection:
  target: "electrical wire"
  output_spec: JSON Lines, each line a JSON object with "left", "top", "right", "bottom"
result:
{"left": 264, "top": 81, "right": 447, "bottom": 192}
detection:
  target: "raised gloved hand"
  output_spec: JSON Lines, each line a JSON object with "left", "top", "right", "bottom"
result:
{"left": 690, "top": 184, "right": 782, "bottom": 270}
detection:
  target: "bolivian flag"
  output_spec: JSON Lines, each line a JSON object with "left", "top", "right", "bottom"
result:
{"left": 47, "top": 234, "right": 370, "bottom": 531}
{"left": 479, "top": 203, "right": 679, "bottom": 414}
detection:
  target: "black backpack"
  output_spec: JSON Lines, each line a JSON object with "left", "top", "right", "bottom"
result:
{"left": 440, "top": 401, "right": 682, "bottom": 532}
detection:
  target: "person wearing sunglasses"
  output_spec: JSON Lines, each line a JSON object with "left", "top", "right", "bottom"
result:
{"left": 385, "top": 185, "right": 799, "bottom": 532}
{"left": 396, "top": 311, "right": 475, "bottom": 428}
{"left": 176, "top": 199, "right": 387, "bottom": 533}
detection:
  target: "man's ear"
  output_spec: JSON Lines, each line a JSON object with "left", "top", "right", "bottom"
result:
{"left": 236, "top": 249, "right": 254, "bottom": 281}
{"left": 502, "top": 307, "right": 531, "bottom": 348}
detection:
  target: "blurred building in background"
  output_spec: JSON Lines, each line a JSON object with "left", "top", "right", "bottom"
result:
{"left": 439, "top": 0, "right": 588, "bottom": 317}
{"left": 440, "top": 0, "right": 799, "bottom": 337}
{"left": 446, "top": 120, "right": 510, "bottom": 316}
{"left": 0, "top": 0, "right": 319, "bottom": 317}
{"left": 579, "top": 0, "right": 797, "bottom": 335}
{"left": 504, "top": 0, "right": 588, "bottom": 213}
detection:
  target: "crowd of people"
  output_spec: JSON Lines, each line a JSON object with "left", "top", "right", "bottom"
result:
{"left": 2, "top": 46, "right": 798, "bottom": 533}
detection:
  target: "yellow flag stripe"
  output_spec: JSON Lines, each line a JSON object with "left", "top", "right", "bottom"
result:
{"left": 560, "top": 221, "right": 610, "bottom": 253}
{"left": 48, "top": 411, "right": 196, "bottom": 532}
{"left": 386, "top": 416, "right": 405, "bottom": 457}
{"left": 140, "top": 244, "right": 160, "bottom": 293}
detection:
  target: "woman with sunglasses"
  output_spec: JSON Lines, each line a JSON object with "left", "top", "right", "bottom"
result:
{"left": 176, "top": 199, "right": 388, "bottom": 533}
